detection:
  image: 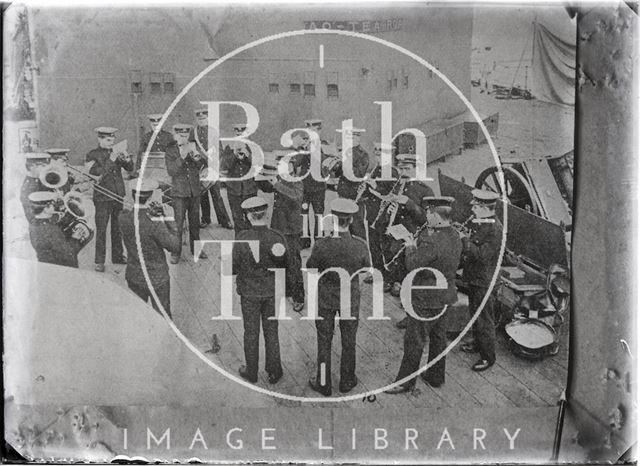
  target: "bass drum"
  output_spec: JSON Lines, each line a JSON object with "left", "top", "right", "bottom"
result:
{"left": 504, "top": 319, "right": 559, "bottom": 360}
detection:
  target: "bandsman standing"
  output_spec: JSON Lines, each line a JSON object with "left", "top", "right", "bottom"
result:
{"left": 190, "top": 108, "right": 232, "bottom": 230}
{"left": 460, "top": 188, "right": 502, "bottom": 372}
{"left": 335, "top": 128, "right": 370, "bottom": 240}
{"left": 232, "top": 196, "right": 286, "bottom": 384}
{"left": 86, "top": 127, "right": 134, "bottom": 272}
{"left": 27, "top": 191, "right": 85, "bottom": 268}
{"left": 307, "top": 198, "right": 371, "bottom": 396}
{"left": 165, "top": 123, "right": 207, "bottom": 263}
{"left": 300, "top": 119, "right": 328, "bottom": 249}
{"left": 258, "top": 151, "right": 306, "bottom": 312}
{"left": 20, "top": 152, "right": 53, "bottom": 223}
{"left": 385, "top": 196, "right": 462, "bottom": 393}
{"left": 377, "top": 154, "right": 434, "bottom": 304}
{"left": 119, "top": 178, "right": 180, "bottom": 317}
{"left": 221, "top": 123, "right": 258, "bottom": 233}
{"left": 137, "top": 114, "right": 174, "bottom": 173}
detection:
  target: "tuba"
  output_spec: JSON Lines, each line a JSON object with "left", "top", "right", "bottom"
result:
{"left": 54, "top": 191, "right": 94, "bottom": 250}
{"left": 40, "top": 163, "right": 69, "bottom": 190}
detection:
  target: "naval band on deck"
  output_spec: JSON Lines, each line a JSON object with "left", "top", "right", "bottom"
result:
{"left": 22, "top": 113, "right": 533, "bottom": 398}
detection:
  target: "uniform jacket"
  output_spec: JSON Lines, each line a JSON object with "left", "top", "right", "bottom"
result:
{"left": 119, "top": 208, "right": 180, "bottom": 286}
{"left": 394, "top": 180, "right": 434, "bottom": 233}
{"left": 337, "top": 145, "right": 370, "bottom": 199}
{"left": 260, "top": 178, "right": 304, "bottom": 235}
{"left": 300, "top": 142, "right": 329, "bottom": 193}
{"left": 363, "top": 165, "right": 399, "bottom": 224}
{"left": 137, "top": 129, "right": 174, "bottom": 171}
{"left": 29, "top": 218, "right": 82, "bottom": 268}
{"left": 220, "top": 145, "right": 258, "bottom": 197}
{"left": 86, "top": 147, "right": 134, "bottom": 202}
{"left": 21, "top": 176, "right": 52, "bottom": 223}
{"left": 405, "top": 225, "right": 462, "bottom": 309}
{"left": 165, "top": 142, "right": 205, "bottom": 198}
{"left": 232, "top": 225, "right": 290, "bottom": 298}
{"left": 462, "top": 217, "right": 503, "bottom": 288}
{"left": 306, "top": 231, "right": 371, "bottom": 311}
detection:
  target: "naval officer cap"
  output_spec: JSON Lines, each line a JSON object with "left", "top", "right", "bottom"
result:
{"left": 396, "top": 153, "right": 417, "bottom": 166}
{"left": 195, "top": 108, "right": 209, "bottom": 118}
{"left": 94, "top": 127, "right": 118, "bottom": 138}
{"left": 305, "top": 119, "right": 323, "bottom": 128}
{"left": 147, "top": 114, "right": 163, "bottom": 123}
{"left": 241, "top": 196, "right": 269, "bottom": 213}
{"left": 422, "top": 196, "right": 455, "bottom": 208}
{"left": 330, "top": 198, "right": 359, "bottom": 218}
{"left": 471, "top": 188, "right": 500, "bottom": 206}
{"left": 28, "top": 191, "right": 58, "bottom": 206}
{"left": 172, "top": 124, "right": 193, "bottom": 134}
{"left": 129, "top": 178, "right": 159, "bottom": 195}
{"left": 25, "top": 152, "right": 51, "bottom": 163}
{"left": 45, "top": 148, "right": 70, "bottom": 158}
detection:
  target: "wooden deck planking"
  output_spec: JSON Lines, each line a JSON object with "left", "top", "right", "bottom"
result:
{"left": 71, "top": 217, "right": 569, "bottom": 408}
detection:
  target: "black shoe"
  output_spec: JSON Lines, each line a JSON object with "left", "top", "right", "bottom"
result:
{"left": 221, "top": 223, "right": 233, "bottom": 230}
{"left": 200, "top": 220, "right": 210, "bottom": 228}
{"left": 421, "top": 374, "right": 443, "bottom": 388}
{"left": 391, "top": 282, "right": 402, "bottom": 297}
{"left": 198, "top": 251, "right": 208, "bottom": 260}
{"left": 383, "top": 282, "right": 393, "bottom": 293}
{"left": 238, "top": 366, "right": 258, "bottom": 383}
{"left": 112, "top": 257, "right": 127, "bottom": 265}
{"left": 301, "top": 238, "right": 312, "bottom": 249}
{"left": 472, "top": 359, "right": 494, "bottom": 372}
{"left": 339, "top": 376, "right": 358, "bottom": 393}
{"left": 268, "top": 371, "right": 283, "bottom": 384}
{"left": 292, "top": 302, "right": 304, "bottom": 313}
{"left": 384, "top": 383, "right": 413, "bottom": 395}
{"left": 461, "top": 342, "right": 478, "bottom": 353}
{"left": 395, "top": 316, "right": 408, "bottom": 329}
{"left": 363, "top": 273, "right": 374, "bottom": 284}
{"left": 308, "top": 378, "right": 331, "bottom": 397}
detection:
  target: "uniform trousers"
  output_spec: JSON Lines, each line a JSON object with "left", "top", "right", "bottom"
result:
{"left": 315, "top": 306, "right": 359, "bottom": 391}
{"left": 94, "top": 200, "right": 124, "bottom": 264}
{"left": 240, "top": 296, "right": 283, "bottom": 379}
{"left": 468, "top": 285, "right": 496, "bottom": 364}
{"left": 201, "top": 183, "right": 231, "bottom": 227}
{"left": 127, "top": 279, "right": 171, "bottom": 318}
{"left": 302, "top": 189, "right": 326, "bottom": 240}
{"left": 368, "top": 227, "right": 385, "bottom": 275}
{"left": 228, "top": 193, "right": 253, "bottom": 233}
{"left": 380, "top": 235, "right": 407, "bottom": 284}
{"left": 173, "top": 195, "right": 200, "bottom": 255}
{"left": 348, "top": 205, "right": 367, "bottom": 240}
{"left": 395, "top": 306, "right": 447, "bottom": 387}
{"left": 284, "top": 234, "right": 305, "bottom": 304}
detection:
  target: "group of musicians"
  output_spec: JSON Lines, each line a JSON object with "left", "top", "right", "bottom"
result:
{"left": 20, "top": 112, "right": 503, "bottom": 396}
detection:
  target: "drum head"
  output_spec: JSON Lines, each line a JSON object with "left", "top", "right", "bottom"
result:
{"left": 505, "top": 319, "right": 559, "bottom": 360}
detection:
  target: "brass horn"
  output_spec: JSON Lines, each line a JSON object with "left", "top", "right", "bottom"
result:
{"left": 39, "top": 163, "right": 69, "bottom": 190}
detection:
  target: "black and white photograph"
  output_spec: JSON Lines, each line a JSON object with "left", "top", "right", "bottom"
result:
{"left": 2, "top": 1, "right": 636, "bottom": 464}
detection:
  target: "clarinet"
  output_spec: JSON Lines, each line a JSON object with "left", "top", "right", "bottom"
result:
{"left": 371, "top": 176, "right": 403, "bottom": 228}
{"left": 383, "top": 217, "right": 432, "bottom": 270}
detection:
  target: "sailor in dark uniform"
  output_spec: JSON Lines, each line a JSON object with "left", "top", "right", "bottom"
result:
{"left": 385, "top": 196, "right": 462, "bottom": 393}
{"left": 307, "top": 198, "right": 371, "bottom": 396}
{"left": 257, "top": 151, "right": 306, "bottom": 312}
{"left": 300, "top": 119, "right": 328, "bottom": 249}
{"left": 335, "top": 128, "right": 370, "bottom": 240}
{"left": 460, "top": 188, "right": 503, "bottom": 372}
{"left": 27, "top": 191, "right": 84, "bottom": 268}
{"left": 44, "top": 148, "right": 75, "bottom": 194}
{"left": 190, "top": 108, "right": 232, "bottom": 230}
{"left": 85, "top": 127, "right": 134, "bottom": 272}
{"left": 136, "top": 114, "right": 174, "bottom": 174}
{"left": 362, "top": 142, "right": 399, "bottom": 283}
{"left": 20, "top": 152, "right": 53, "bottom": 223}
{"left": 165, "top": 123, "right": 207, "bottom": 263}
{"left": 119, "top": 178, "right": 180, "bottom": 317}
{"left": 221, "top": 123, "right": 258, "bottom": 233}
{"left": 232, "top": 196, "right": 286, "bottom": 385}
{"left": 379, "top": 154, "right": 434, "bottom": 302}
